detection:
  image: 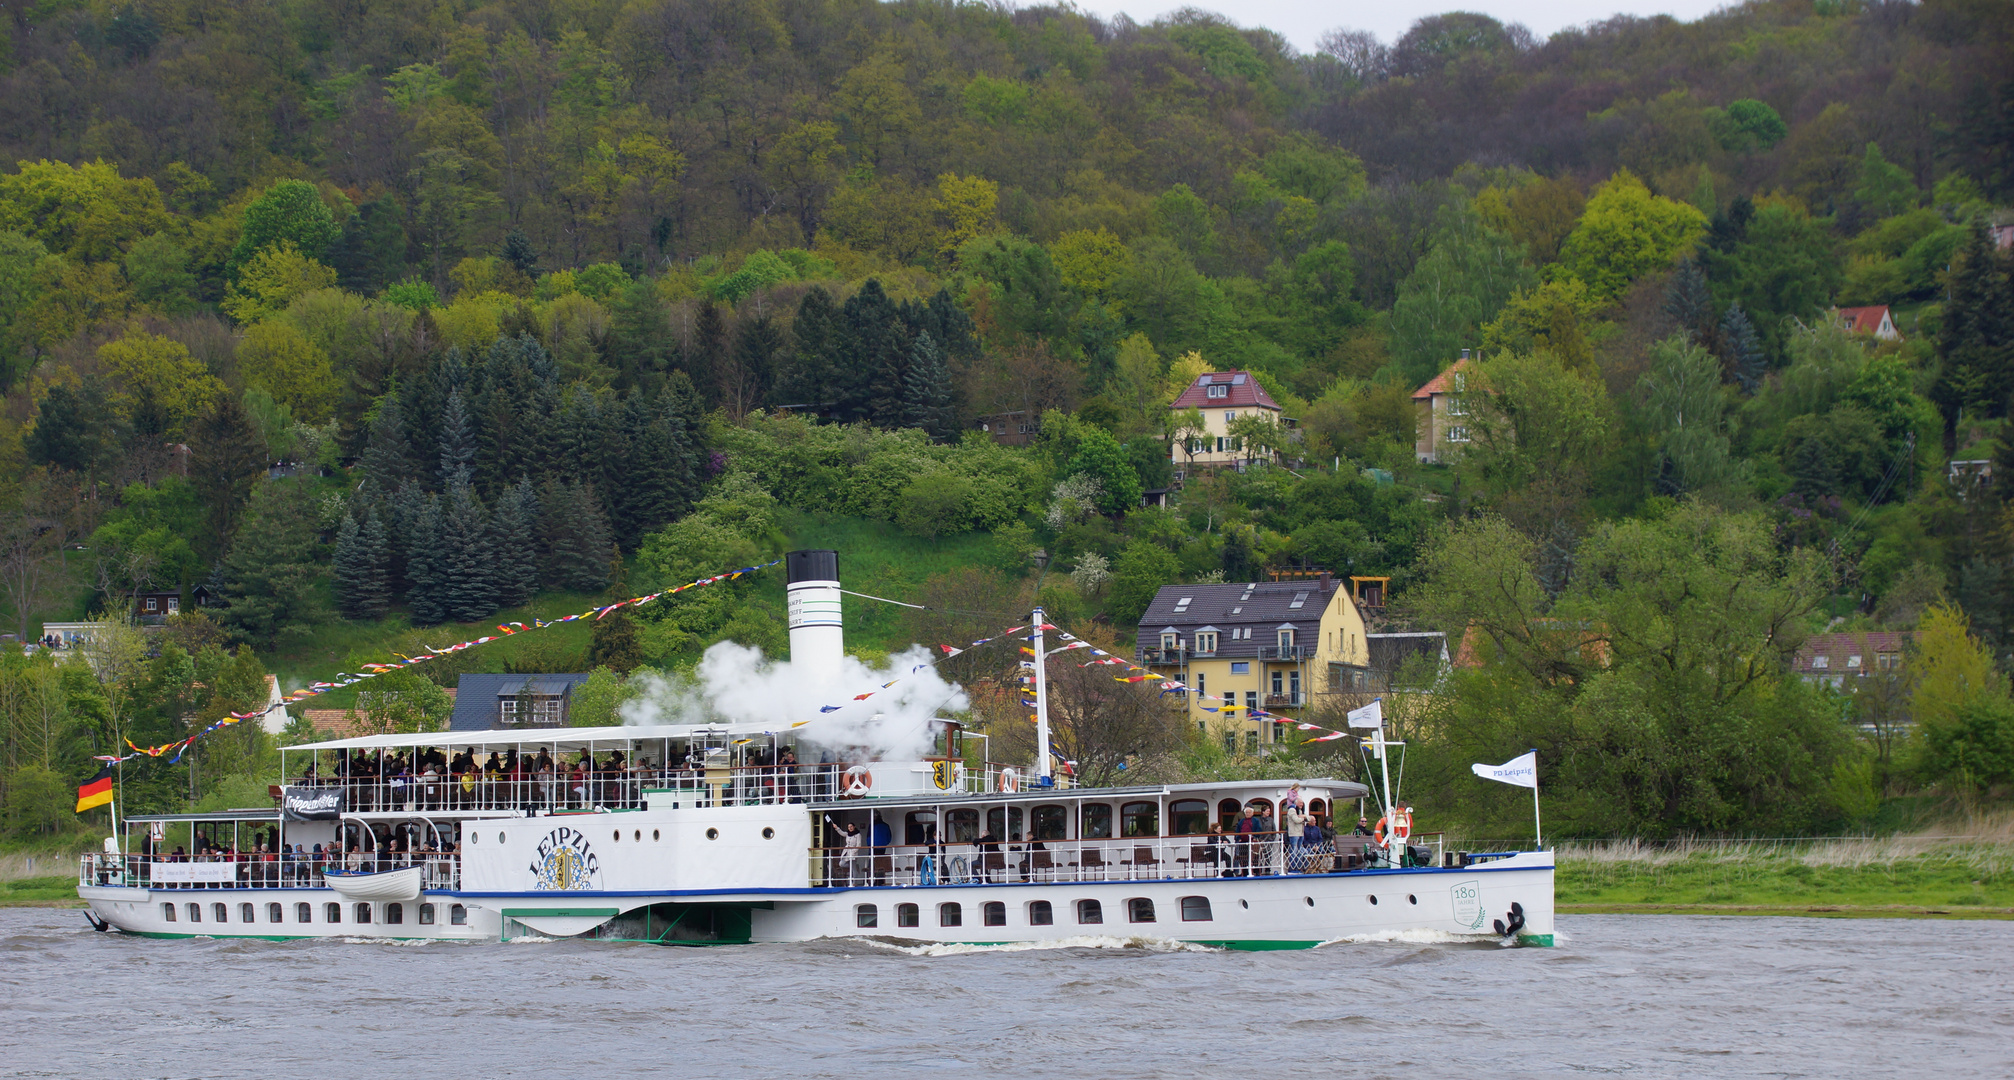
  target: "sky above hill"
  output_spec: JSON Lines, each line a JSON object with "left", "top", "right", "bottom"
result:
{"left": 1071, "top": 0, "right": 1733, "bottom": 51}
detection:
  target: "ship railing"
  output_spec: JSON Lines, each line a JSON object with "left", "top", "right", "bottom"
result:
{"left": 805, "top": 833, "right": 1378, "bottom": 887}
{"left": 313, "top": 765, "right": 850, "bottom": 814}
{"left": 80, "top": 852, "right": 461, "bottom": 891}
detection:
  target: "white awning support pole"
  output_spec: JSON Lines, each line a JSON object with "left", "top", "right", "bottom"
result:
{"left": 1032, "top": 608, "right": 1052, "bottom": 781}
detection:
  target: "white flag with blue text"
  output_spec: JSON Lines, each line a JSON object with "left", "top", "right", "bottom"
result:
{"left": 1472, "top": 752, "right": 1538, "bottom": 789}
{"left": 1346, "top": 698, "right": 1383, "bottom": 729}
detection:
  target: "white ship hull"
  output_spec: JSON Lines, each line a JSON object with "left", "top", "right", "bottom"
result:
{"left": 82, "top": 851, "right": 1553, "bottom": 949}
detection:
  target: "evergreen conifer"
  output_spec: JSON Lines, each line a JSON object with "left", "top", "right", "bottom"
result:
{"left": 438, "top": 479, "right": 495, "bottom": 622}
{"left": 404, "top": 491, "right": 446, "bottom": 626}
{"left": 438, "top": 389, "right": 476, "bottom": 486}
{"left": 902, "top": 330, "right": 955, "bottom": 439}
{"left": 1720, "top": 303, "right": 1766, "bottom": 394}
{"left": 360, "top": 391, "right": 415, "bottom": 494}
{"left": 541, "top": 480, "right": 612, "bottom": 593}
{"left": 608, "top": 280, "right": 670, "bottom": 392}
{"left": 333, "top": 510, "right": 391, "bottom": 619}
{"left": 490, "top": 478, "right": 542, "bottom": 607}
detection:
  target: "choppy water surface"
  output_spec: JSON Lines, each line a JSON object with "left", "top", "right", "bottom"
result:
{"left": 2, "top": 908, "right": 2008, "bottom": 1079}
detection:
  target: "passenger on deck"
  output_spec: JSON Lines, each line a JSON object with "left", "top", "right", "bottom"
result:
{"left": 841, "top": 823, "right": 865, "bottom": 887}
{"left": 975, "top": 829, "right": 1002, "bottom": 883}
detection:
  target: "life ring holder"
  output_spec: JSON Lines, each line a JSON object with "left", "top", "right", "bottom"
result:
{"left": 1372, "top": 808, "right": 1412, "bottom": 847}
{"left": 999, "top": 767, "right": 1019, "bottom": 793}
{"left": 841, "top": 765, "right": 874, "bottom": 799}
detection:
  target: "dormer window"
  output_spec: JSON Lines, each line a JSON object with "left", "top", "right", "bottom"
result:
{"left": 1195, "top": 632, "right": 1218, "bottom": 655}
{"left": 1812, "top": 656, "right": 1829, "bottom": 669}
{"left": 1206, "top": 384, "right": 1228, "bottom": 399}
{"left": 1161, "top": 632, "right": 1177, "bottom": 652}
{"left": 1277, "top": 629, "right": 1295, "bottom": 650}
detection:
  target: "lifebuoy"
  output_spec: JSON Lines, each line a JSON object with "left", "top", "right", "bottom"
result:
{"left": 841, "top": 765, "right": 873, "bottom": 798}
{"left": 1372, "top": 808, "right": 1413, "bottom": 846}
{"left": 999, "top": 767, "right": 1019, "bottom": 793}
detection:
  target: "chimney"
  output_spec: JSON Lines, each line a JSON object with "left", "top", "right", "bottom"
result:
{"left": 785, "top": 550, "right": 844, "bottom": 685}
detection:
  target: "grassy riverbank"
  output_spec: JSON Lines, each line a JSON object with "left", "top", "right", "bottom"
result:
{"left": 1556, "top": 830, "right": 2014, "bottom": 919}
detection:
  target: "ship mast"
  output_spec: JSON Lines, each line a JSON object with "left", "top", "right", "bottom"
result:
{"left": 1031, "top": 607, "right": 1052, "bottom": 782}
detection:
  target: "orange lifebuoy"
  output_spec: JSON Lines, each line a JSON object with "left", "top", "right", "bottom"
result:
{"left": 1372, "top": 808, "right": 1413, "bottom": 846}
{"left": 841, "top": 765, "right": 873, "bottom": 798}
{"left": 999, "top": 767, "right": 1019, "bottom": 793}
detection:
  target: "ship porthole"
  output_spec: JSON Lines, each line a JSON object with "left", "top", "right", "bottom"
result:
{"left": 1368, "top": 895, "right": 1379, "bottom": 905}
{"left": 1239, "top": 899, "right": 1249, "bottom": 910}
{"left": 706, "top": 828, "right": 719, "bottom": 840}
{"left": 634, "top": 830, "right": 642, "bottom": 842}
{"left": 652, "top": 830, "right": 660, "bottom": 842}
{"left": 762, "top": 827, "right": 775, "bottom": 840}
{"left": 613, "top": 830, "right": 621, "bottom": 842}
{"left": 1408, "top": 894, "right": 1417, "bottom": 905}
{"left": 1304, "top": 897, "right": 1314, "bottom": 907}
{"left": 497, "top": 832, "right": 505, "bottom": 844}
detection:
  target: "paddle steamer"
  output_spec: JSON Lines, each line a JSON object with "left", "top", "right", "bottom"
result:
{"left": 78, "top": 551, "right": 1554, "bottom": 949}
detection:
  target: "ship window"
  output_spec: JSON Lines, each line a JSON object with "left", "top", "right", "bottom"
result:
{"left": 213, "top": 903, "right": 228, "bottom": 923}
{"left": 986, "top": 806, "right": 1023, "bottom": 839}
{"left": 1076, "top": 899, "right": 1103, "bottom": 925}
{"left": 267, "top": 903, "right": 283, "bottom": 924}
{"left": 419, "top": 904, "right": 435, "bottom": 925}
{"left": 1128, "top": 898, "right": 1156, "bottom": 923}
{"left": 187, "top": 903, "right": 201, "bottom": 924}
{"left": 855, "top": 904, "right": 878, "bottom": 929}
{"left": 983, "top": 901, "right": 1006, "bottom": 927}
{"left": 386, "top": 903, "right": 403, "bottom": 925}
{"left": 1081, "top": 804, "right": 1113, "bottom": 839}
{"left": 355, "top": 903, "right": 372, "bottom": 924}
{"left": 939, "top": 902, "right": 962, "bottom": 927}
{"left": 1170, "top": 799, "right": 1211, "bottom": 835}
{"left": 239, "top": 903, "right": 254, "bottom": 923}
{"left": 1028, "top": 900, "right": 1053, "bottom": 925}
{"left": 946, "top": 809, "right": 980, "bottom": 843}
{"left": 897, "top": 903, "right": 919, "bottom": 928}
{"left": 162, "top": 903, "right": 175, "bottom": 922}
{"left": 295, "top": 904, "right": 311, "bottom": 926}
{"left": 1218, "top": 799, "right": 1243, "bottom": 830}
{"left": 450, "top": 904, "right": 467, "bottom": 926}
{"left": 1181, "top": 896, "right": 1213, "bottom": 922}
{"left": 325, "top": 903, "right": 341, "bottom": 924}
{"left": 1032, "top": 804, "right": 1068, "bottom": 840}
{"left": 1121, "top": 801, "right": 1159, "bottom": 838}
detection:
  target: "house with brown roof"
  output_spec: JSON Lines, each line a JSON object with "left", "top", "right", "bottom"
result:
{"left": 1793, "top": 631, "right": 1912, "bottom": 689}
{"left": 1832, "top": 305, "right": 1902, "bottom": 342}
{"left": 1169, "top": 370, "right": 1289, "bottom": 475}
{"left": 1413, "top": 352, "right": 1475, "bottom": 463}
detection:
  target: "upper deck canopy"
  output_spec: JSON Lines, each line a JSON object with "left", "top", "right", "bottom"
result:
{"left": 286, "top": 719, "right": 807, "bottom": 755}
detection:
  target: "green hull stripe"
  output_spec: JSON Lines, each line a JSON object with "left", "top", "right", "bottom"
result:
{"left": 1517, "top": 933, "right": 1555, "bottom": 947}
{"left": 502, "top": 908, "right": 619, "bottom": 918}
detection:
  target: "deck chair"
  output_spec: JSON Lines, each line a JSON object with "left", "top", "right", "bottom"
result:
{"left": 1079, "top": 847, "right": 1108, "bottom": 881}
{"left": 1133, "top": 846, "right": 1162, "bottom": 879}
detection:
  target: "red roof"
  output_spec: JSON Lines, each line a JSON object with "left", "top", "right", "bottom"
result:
{"left": 1412, "top": 357, "right": 1472, "bottom": 400}
{"left": 1169, "top": 371, "right": 1281, "bottom": 411}
{"left": 1834, "top": 306, "right": 1890, "bottom": 335}
{"left": 1792, "top": 631, "right": 1911, "bottom": 674}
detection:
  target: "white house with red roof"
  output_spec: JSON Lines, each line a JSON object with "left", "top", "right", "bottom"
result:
{"left": 1170, "top": 370, "right": 1286, "bottom": 472}
{"left": 1413, "top": 351, "right": 1475, "bottom": 463}
{"left": 1832, "top": 305, "right": 1902, "bottom": 341}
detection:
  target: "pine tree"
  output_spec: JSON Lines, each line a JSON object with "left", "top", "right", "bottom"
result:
{"left": 902, "top": 330, "right": 954, "bottom": 440}
{"left": 589, "top": 607, "right": 643, "bottom": 673}
{"left": 438, "top": 388, "right": 476, "bottom": 487}
{"left": 608, "top": 279, "right": 670, "bottom": 393}
{"left": 682, "top": 301, "right": 726, "bottom": 409}
{"left": 489, "top": 477, "right": 541, "bottom": 607}
{"left": 333, "top": 511, "right": 390, "bottom": 619}
{"left": 217, "top": 482, "right": 327, "bottom": 647}
{"left": 1720, "top": 303, "right": 1766, "bottom": 394}
{"left": 777, "top": 285, "right": 844, "bottom": 409}
{"left": 404, "top": 491, "right": 446, "bottom": 626}
{"left": 841, "top": 279, "right": 901, "bottom": 424}
{"left": 438, "top": 479, "right": 495, "bottom": 622}
{"left": 725, "top": 314, "right": 780, "bottom": 416}
{"left": 360, "top": 391, "right": 416, "bottom": 494}
{"left": 501, "top": 228, "right": 538, "bottom": 276}
{"left": 190, "top": 396, "right": 268, "bottom": 564}
{"left": 1662, "top": 258, "right": 1713, "bottom": 340}
{"left": 541, "top": 480, "right": 612, "bottom": 593}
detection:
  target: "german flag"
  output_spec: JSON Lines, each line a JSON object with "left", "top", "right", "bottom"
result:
{"left": 75, "top": 765, "right": 113, "bottom": 814}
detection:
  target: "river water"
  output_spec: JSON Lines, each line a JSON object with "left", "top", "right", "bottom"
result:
{"left": 1, "top": 907, "right": 2006, "bottom": 1079}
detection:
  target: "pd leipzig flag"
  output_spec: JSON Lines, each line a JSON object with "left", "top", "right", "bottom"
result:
{"left": 74, "top": 765, "right": 113, "bottom": 813}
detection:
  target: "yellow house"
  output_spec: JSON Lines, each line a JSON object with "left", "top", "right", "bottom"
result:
{"left": 1413, "top": 352, "right": 1474, "bottom": 464}
{"left": 1169, "top": 370, "right": 1288, "bottom": 476}
{"left": 1134, "top": 575, "right": 1370, "bottom": 754}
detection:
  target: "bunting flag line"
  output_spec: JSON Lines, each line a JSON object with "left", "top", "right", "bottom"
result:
{"left": 93, "top": 558, "right": 783, "bottom": 766}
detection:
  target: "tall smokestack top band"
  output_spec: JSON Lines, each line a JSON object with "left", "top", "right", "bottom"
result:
{"left": 786, "top": 549, "right": 839, "bottom": 585}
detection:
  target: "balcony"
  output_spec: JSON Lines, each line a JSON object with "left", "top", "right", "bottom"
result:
{"left": 1264, "top": 693, "right": 1305, "bottom": 708}
{"left": 1137, "top": 647, "right": 1190, "bottom": 665}
{"left": 1257, "top": 645, "right": 1317, "bottom": 661}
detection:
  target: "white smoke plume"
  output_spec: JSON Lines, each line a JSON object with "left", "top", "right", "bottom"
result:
{"left": 620, "top": 641, "right": 968, "bottom": 761}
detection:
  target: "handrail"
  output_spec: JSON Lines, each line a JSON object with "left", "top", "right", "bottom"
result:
{"left": 804, "top": 831, "right": 1385, "bottom": 887}
{"left": 80, "top": 852, "right": 461, "bottom": 891}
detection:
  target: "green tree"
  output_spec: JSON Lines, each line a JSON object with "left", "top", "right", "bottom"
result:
{"left": 1707, "top": 99, "right": 1787, "bottom": 153}
{"left": 333, "top": 510, "right": 390, "bottom": 620}
{"left": 218, "top": 482, "right": 326, "bottom": 647}
{"left": 1707, "top": 203, "right": 1845, "bottom": 365}
{"left": 237, "top": 321, "right": 337, "bottom": 423}
{"left": 588, "top": 609, "right": 643, "bottom": 673}
{"left": 1068, "top": 428, "right": 1144, "bottom": 515}
{"left": 1390, "top": 204, "right": 1536, "bottom": 384}
{"left": 222, "top": 244, "right": 338, "bottom": 324}
{"left": 1853, "top": 143, "right": 1918, "bottom": 218}
{"left": 189, "top": 396, "right": 268, "bottom": 562}
{"left": 438, "top": 480, "right": 494, "bottom": 623}
{"left": 230, "top": 180, "right": 340, "bottom": 275}
{"left": 1108, "top": 540, "right": 1180, "bottom": 625}
{"left": 1557, "top": 169, "right": 1708, "bottom": 302}
{"left": 123, "top": 233, "right": 199, "bottom": 316}
{"left": 97, "top": 332, "right": 225, "bottom": 438}
{"left": 489, "top": 478, "right": 541, "bottom": 608}
{"left": 1640, "top": 335, "right": 1743, "bottom": 497}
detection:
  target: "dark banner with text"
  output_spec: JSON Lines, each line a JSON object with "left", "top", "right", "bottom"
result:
{"left": 281, "top": 786, "right": 345, "bottom": 821}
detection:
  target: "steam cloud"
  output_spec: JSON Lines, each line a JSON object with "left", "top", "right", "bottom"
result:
{"left": 620, "top": 641, "right": 968, "bottom": 761}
